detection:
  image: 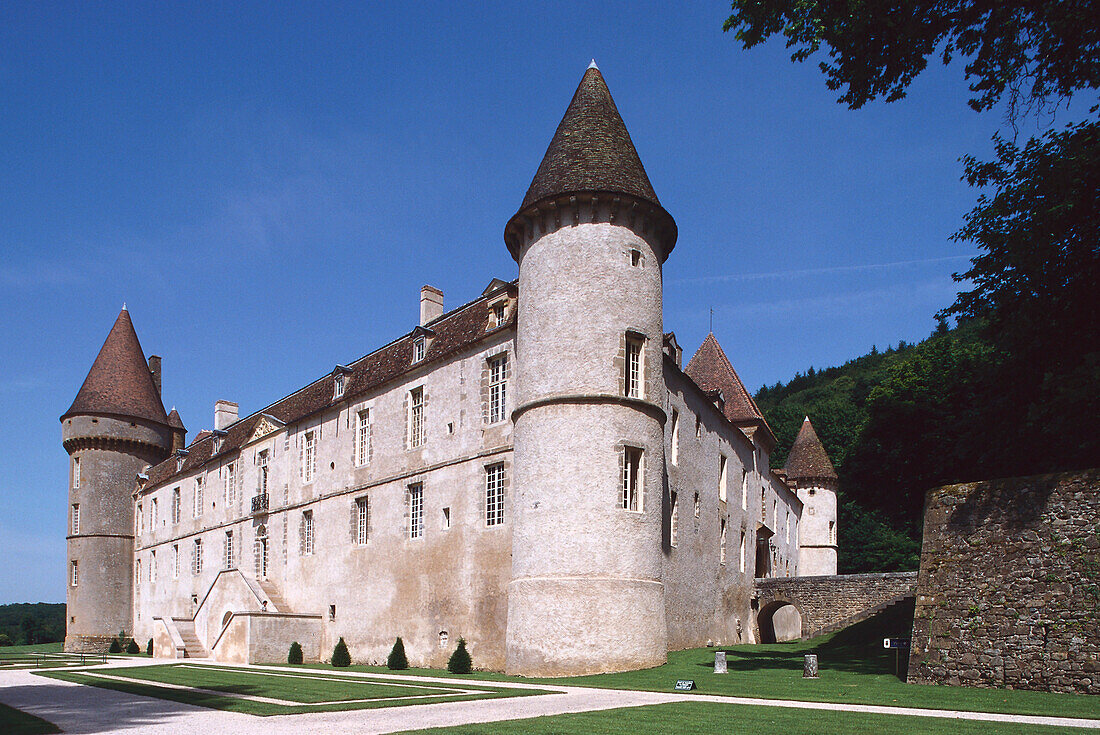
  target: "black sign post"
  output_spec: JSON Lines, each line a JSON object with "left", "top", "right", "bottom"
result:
{"left": 883, "top": 637, "right": 911, "bottom": 677}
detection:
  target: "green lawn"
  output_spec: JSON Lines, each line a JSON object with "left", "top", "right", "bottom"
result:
{"left": 0, "top": 642, "right": 62, "bottom": 655}
{"left": 396, "top": 701, "right": 1097, "bottom": 735}
{"left": 0, "top": 702, "right": 60, "bottom": 735}
{"left": 290, "top": 601, "right": 1099, "bottom": 721}
{"left": 38, "top": 663, "right": 551, "bottom": 716}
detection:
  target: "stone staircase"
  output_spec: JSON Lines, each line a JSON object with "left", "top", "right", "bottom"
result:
{"left": 809, "top": 592, "right": 915, "bottom": 638}
{"left": 175, "top": 620, "right": 209, "bottom": 658}
{"left": 258, "top": 580, "right": 289, "bottom": 612}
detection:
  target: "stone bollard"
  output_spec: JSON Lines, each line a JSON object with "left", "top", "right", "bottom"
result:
{"left": 803, "top": 654, "right": 819, "bottom": 678}
{"left": 714, "top": 651, "right": 727, "bottom": 674}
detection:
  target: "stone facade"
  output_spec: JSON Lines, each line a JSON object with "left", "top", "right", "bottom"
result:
{"left": 754, "top": 572, "right": 917, "bottom": 642}
{"left": 908, "top": 470, "right": 1100, "bottom": 695}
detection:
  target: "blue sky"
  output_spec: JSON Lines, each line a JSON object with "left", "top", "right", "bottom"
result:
{"left": 0, "top": 2, "right": 1024, "bottom": 603}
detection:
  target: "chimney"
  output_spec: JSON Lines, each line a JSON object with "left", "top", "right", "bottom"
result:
{"left": 214, "top": 400, "right": 239, "bottom": 430}
{"left": 420, "top": 285, "right": 444, "bottom": 326}
{"left": 148, "top": 355, "right": 162, "bottom": 396}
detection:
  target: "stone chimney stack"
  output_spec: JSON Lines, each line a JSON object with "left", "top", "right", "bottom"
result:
{"left": 148, "top": 355, "right": 162, "bottom": 396}
{"left": 214, "top": 400, "right": 239, "bottom": 430}
{"left": 420, "top": 285, "right": 444, "bottom": 326}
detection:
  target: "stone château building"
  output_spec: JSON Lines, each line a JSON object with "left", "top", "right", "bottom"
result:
{"left": 61, "top": 64, "right": 839, "bottom": 676}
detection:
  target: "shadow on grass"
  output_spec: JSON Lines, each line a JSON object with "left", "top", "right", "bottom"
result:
{"left": 702, "top": 598, "right": 915, "bottom": 680}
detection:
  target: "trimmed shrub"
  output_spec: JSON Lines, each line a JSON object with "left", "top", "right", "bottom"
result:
{"left": 146, "top": 639, "right": 153, "bottom": 656}
{"left": 447, "top": 638, "right": 472, "bottom": 674}
{"left": 125, "top": 638, "right": 140, "bottom": 654}
{"left": 387, "top": 637, "right": 408, "bottom": 670}
{"left": 332, "top": 637, "right": 351, "bottom": 667}
{"left": 0, "top": 633, "right": 13, "bottom": 646}
{"left": 288, "top": 641, "right": 304, "bottom": 664}
{"left": 108, "top": 638, "right": 122, "bottom": 654}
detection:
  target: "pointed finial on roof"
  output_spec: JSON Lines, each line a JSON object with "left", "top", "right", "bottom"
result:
{"left": 588, "top": 59, "right": 598, "bottom": 70}
{"left": 122, "top": 302, "right": 127, "bottom": 311}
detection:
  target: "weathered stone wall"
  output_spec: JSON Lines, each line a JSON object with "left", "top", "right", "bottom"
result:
{"left": 907, "top": 470, "right": 1100, "bottom": 695}
{"left": 754, "top": 572, "right": 917, "bottom": 640}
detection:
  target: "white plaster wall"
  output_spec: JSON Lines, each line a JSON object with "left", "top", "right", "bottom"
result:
{"left": 796, "top": 480, "right": 838, "bottom": 576}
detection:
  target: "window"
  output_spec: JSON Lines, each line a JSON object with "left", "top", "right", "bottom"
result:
{"left": 694, "top": 492, "right": 700, "bottom": 518}
{"left": 695, "top": 414, "right": 702, "bottom": 438}
{"left": 151, "top": 550, "right": 157, "bottom": 584}
{"left": 301, "top": 431, "right": 317, "bottom": 484}
{"left": 739, "top": 529, "right": 747, "bottom": 573}
{"left": 177, "top": 456, "right": 184, "bottom": 472}
{"left": 621, "top": 447, "right": 643, "bottom": 511}
{"left": 624, "top": 334, "right": 644, "bottom": 398}
{"left": 630, "top": 248, "right": 641, "bottom": 267}
{"left": 70, "top": 561, "right": 78, "bottom": 587}
{"left": 356, "top": 497, "right": 369, "bottom": 545}
{"left": 356, "top": 410, "right": 371, "bottom": 466}
{"left": 72, "top": 456, "right": 80, "bottom": 488}
{"left": 785, "top": 510, "right": 790, "bottom": 543}
{"left": 829, "top": 520, "right": 836, "bottom": 545}
{"left": 670, "top": 491, "right": 678, "bottom": 547}
{"left": 151, "top": 497, "right": 158, "bottom": 527}
{"left": 489, "top": 354, "right": 508, "bottom": 423}
{"left": 71, "top": 504, "right": 80, "bottom": 535}
{"left": 719, "top": 455, "right": 728, "bottom": 502}
{"left": 439, "top": 631, "right": 449, "bottom": 648}
{"left": 171, "top": 488, "right": 180, "bottom": 524}
{"left": 224, "top": 531, "right": 234, "bottom": 569}
{"left": 486, "top": 463, "right": 506, "bottom": 526}
{"left": 258, "top": 450, "right": 269, "bottom": 494}
{"left": 192, "top": 539, "right": 203, "bottom": 575}
{"left": 413, "top": 337, "right": 426, "bottom": 363}
{"left": 408, "top": 388, "right": 425, "bottom": 448}
{"left": 257, "top": 528, "right": 269, "bottom": 578}
{"left": 670, "top": 410, "right": 679, "bottom": 465}
{"left": 334, "top": 373, "right": 346, "bottom": 399}
{"left": 225, "top": 462, "right": 236, "bottom": 506}
{"left": 442, "top": 506, "right": 451, "bottom": 530}
{"left": 173, "top": 544, "right": 179, "bottom": 579}
{"left": 137, "top": 503, "right": 143, "bottom": 535}
{"left": 491, "top": 300, "right": 506, "bottom": 326}
{"left": 194, "top": 477, "right": 204, "bottom": 518}
{"left": 741, "top": 470, "right": 748, "bottom": 510}
{"left": 136, "top": 558, "right": 142, "bottom": 584}
{"left": 407, "top": 483, "right": 424, "bottom": 539}
{"left": 303, "top": 511, "right": 314, "bottom": 555}
{"left": 720, "top": 518, "right": 727, "bottom": 564}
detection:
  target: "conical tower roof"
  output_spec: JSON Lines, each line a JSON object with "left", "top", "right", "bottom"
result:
{"left": 521, "top": 64, "right": 661, "bottom": 210}
{"left": 62, "top": 308, "right": 169, "bottom": 426}
{"left": 685, "top": 333, "right": 767, "bottom": 425}
{"left": 167, "top": 407, "right": 186, "bottom": 431}
{"left": 785, "top": 417, "right": 837, "bottom": 480}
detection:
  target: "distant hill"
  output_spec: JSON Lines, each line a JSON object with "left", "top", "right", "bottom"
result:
{"left": 0, "top": 603, "right": 65, "bottom": 645}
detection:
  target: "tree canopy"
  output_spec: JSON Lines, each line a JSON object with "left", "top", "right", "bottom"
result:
{"left": 723, "top": 0, "right": 1100, "bottom": 119}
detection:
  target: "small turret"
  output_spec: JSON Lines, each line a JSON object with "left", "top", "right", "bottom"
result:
{"left": 785, "top": 417, "right": 838, "bottom": 575}
{"left": 61, "top": 307, "right": 173, "bottom": 652}
{"left": 167, "top": 408, "right": 187, "bottom": 452}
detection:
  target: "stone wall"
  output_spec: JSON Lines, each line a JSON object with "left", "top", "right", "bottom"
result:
{"left": 907, "top": 470, "right": 1100, "bottom": 695}
{"left": 754, "top": 572, "right": 917, "bottom": 641}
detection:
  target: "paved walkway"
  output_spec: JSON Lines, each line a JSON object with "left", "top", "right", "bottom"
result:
{"left": 1, "top": 657, "right": 1097, "bottom": 733}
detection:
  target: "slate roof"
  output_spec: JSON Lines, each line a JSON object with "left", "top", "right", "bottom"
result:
{"left": 520, "top": 65, "right": 661, "bottom": 210}
{"left": 167, "top": 408, "right": 186, "bottom": 431}
{"left": 785, "top": 417, "right": 837, "bottom": 480}
{"left": 62, "top": 308, "right": 169, "bottom": 426}
{"left": 684, "top": 333, "right": 768, "bottom": 426}
{"left": 142, "top": 285, "right": 516, "bottom": 489}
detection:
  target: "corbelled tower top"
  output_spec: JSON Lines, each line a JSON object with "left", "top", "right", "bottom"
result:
{"left": 505, "top": 64, "right": 676, "bottom": 259}
{"left": 61, "top": 307, "right": 169, "bottom": 427}
{"left": 785, "top": 416, "right": 837, "bottom": 481}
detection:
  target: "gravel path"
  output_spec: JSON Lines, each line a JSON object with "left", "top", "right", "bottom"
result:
{"left": 2, "top": 657, "right": 1097, "bottom": 733}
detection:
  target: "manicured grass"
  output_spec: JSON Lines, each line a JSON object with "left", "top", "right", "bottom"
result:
{"left": 0, "top": 702, "right": 60, "bottom": 735}
{"left": 0, "top": 642, "right": 63, "bottom": 655}
{"left": 396, "top": 701, "right": 1096, "bottom": 735}
{"left": 38, "top": 663, "right": 551, "bottom": 716}
{"left": 294, "top": 601, "right": 1099, "bottom": 721}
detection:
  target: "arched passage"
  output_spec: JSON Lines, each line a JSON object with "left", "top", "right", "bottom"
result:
{"left": 756, "top": 599, "right": 804, "bottom": 643}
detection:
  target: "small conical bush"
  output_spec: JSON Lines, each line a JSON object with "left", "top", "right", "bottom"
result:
{"left": 288, "top": 641, "right": 304, "bottom": 664}
{"left": 108, "top": 638, "right": 122, "bottom": 654}
{"left": 332, "top": 637, "right": 351, "bottom": 667}
{"left": 146, "top": 639, "right": 153, "bottom": 656}
{"left": 447, "top": 638, "right": 472, "bottom": 674}
{"left": 125, "top": 638, "right": 140, "bottom": 654}
{"left": 387, "top": 637, "right": 408, "bottom": 670}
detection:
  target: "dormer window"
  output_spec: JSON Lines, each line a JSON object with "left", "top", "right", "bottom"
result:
{"left": 489, "top": 298, "right": 509, "bottom": 328}
{"left": 413, "top": 336, "right": 426, "bottom": 363}
{"left": 334, "top": 373, "right": 346, "bottom": 399}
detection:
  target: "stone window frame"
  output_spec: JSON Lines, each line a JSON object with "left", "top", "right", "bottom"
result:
{"left": 669, "top": 490, "right": 678, "bottom": 547}
{"left": 413, "top": 336, "right": 426, "bottom": 363}
{"left": 302, "top": 510, "right": 315, "bottom": 555}
{"left": 225, "top": 462, "right": 237, "bottom": 507}
{"left": 352, "top": 496, "right": 370, "bottom": 546}
{"left": 407, "top": 482, "right": 424, "bottom": 539}
{"left": 72, "top": 456, "right": 80, "bottom": 489}
{"left": 720, "top": 517, "right": 728, "bottom": 565}
{"left": 488, "top": 296, "right": 510, "bottom": 329}
{"left": 619, "top": 445, "right": 644, "bottom": 512}
{"left": 481, "top": 348, "right": 511, "bottom": 425}
{"left": 137, "top": 503, "right": 143, "bottom": 535}
{"left": 355, "top": 408, "right": 372, "bottom": 467}
{"left": 333, "top": 372, "right": 347, "bottom": 400}
{"left": 407, "top": 386, "right": 426, "bottom": 449}
{"left": 719, "top": 454, "right": 728, "bottom": 503}
{"left": 670, "top": 409, "right": 679, "bottom": 465}
{"left": 621, "top": 331, "right": 646, "bottom": 399}
{"left": 71, "top": 503, "right": 80, "bottom": 535}
{"left": 192, "top": 538, "right": 202, "bottom": 576}
{"left": 257, "top": 449, "right": 270, "bottom": 495}
{"left": 224, "top": 530, "right": 234, "bottom": 570}
{"left": 739, "top": 527, "right": 747, "bottom": 573}
{"left": 150, "top": 549, "right": 157, "bottom": 584}
{"left": 485, "top": 462, "right": 507, "bottom": 527}
{"left": 193, "top": 476, "right": 204, "bottom": 519}
{"left": 136, "top": 558, "right": 141, "bottom": 585}
{"left": 301, "top": 430, "right": 317, "bottom": 484}
{"left": 173, "top": 544, "right": 180, "bottom": 579}
{"left": 70, "top": 560, "right": 78, "bottom": 587}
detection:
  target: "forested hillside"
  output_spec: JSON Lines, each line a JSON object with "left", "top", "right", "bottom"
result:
{"left": 0, "top": 603, "right": 65, "bottom": 645}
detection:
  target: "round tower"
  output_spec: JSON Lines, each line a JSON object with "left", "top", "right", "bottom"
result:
{"left": 61, "top": 307, "right": 172, "bottom": 652}
{"left": 504, "top": 63, "right": 677, "bottom": 676}
{"left": 785, "top": 416, "right": 838, "bottom": 576}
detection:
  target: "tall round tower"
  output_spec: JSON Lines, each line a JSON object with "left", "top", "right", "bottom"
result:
{"left": 61, "top": 307, "right": 172, "bottom": 652}
{"left": 785, "top": 416, "right": 838, "bottom": 576}
{"left": 504, "top": 63, "right": 677, "bottom": 676}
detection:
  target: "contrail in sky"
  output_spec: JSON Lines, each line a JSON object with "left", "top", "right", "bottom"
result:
{"left": 669, "top": 255, "right": 972, "bottom": 286}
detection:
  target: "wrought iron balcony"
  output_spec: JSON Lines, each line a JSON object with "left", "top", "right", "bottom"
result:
{"left": 251, "top": 493, "right": 269, "bottom": 515}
